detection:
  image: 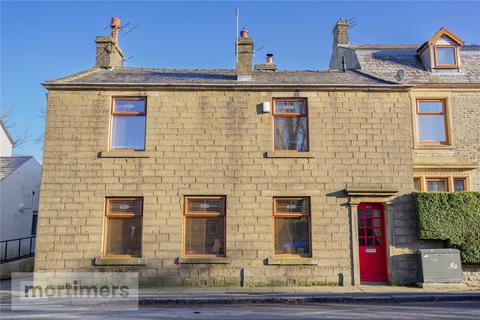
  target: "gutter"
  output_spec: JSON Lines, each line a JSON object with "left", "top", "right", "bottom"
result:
{"left": 414, "top": 83, "right": 480, "bottom": 89}
{"left": 42, "top": 82, "right": 413, "bottom": 91}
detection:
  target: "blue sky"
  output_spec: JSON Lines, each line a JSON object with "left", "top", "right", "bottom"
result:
{"left": 1, "top": 1, "right": 480, "bottom": 162}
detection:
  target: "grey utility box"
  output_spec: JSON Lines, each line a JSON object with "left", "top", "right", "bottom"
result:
{"left": 418, "top": 249, "right": 463, "bottom": 284}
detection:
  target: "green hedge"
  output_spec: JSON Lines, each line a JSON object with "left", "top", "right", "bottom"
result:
{"left": 413, "top": 192, "right": 480, "bottom": 264}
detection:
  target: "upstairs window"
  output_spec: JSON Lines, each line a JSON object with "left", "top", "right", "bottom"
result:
{"left": 434, "top": 46, "right": 457, "bottom": 67}
{"left": 416, "top": 100, "right": 449, "bottom": 145}
{"left": 110, "top": 98, "right": 146, "bottom": 150}
{"left": 273, "top": 99, "right": 309, "bottom": 151}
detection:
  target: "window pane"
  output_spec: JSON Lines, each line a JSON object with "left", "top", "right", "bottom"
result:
{"left": 31, "top": 214, "right": 38, "bottom": 235}
{"left": 426, "top": 180, "right": 447, "bottom": 192}
{"left": 111, "top": 116, "right": 146, "bottom": 150}
{"left": 414, "top": 178, "right": 420, "bottom": 191}
{"left": 274, "top": 217, "right": 310, "bottom": 255}
{"left": 185, "top": 217, "right": 225, "bottom": 256}
{"left": 187, "top": 198, "right": 224, "bottom": 214}
{"left": 366, "top": 208, "right": 372, "bottom": 218}
{"left": 454, "top": 179, "right": 466, "bottom": 192}
{"left": 358, "top": 209, "right": 364, "bottom": 219}
{"left": 114, "top": 99, "right": 145, "bottom": 113}
{"left": 374, "top": 228, "right": 382, "bottom": 246}
{"left": 274, "top": 100, "right": 306, "bottom": 114}
{"left": 274, "top": 117, "right": 308, "bottom": 151}
{"left": 105, "top": 217, "right": 142, "bottom": 256}
{"left": 418, "top": 115, "right": 446, "bottom": 142}
{"left": 275, "top": 199, "right": 309, "bottom": 215}
{"left": 436, "top": 47, "right": 455, "bottom": 65}
{"left": 418, "top": 101, "right": 444, "bottom": 113}
{"left": 108, "top": 199, "right": 142, "bottom": 215}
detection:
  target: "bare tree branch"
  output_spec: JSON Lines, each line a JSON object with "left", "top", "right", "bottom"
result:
{"left": 0, "top": 105, "right": 31, "bottom": 150}
{"left": 35, "top": 105, "right": 46, "bottom": 150}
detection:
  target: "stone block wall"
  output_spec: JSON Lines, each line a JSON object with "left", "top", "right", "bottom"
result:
{"left": 411, "top": 89, "right": 480, "bottom": 191}
{"left": 463, "top": 264, "right": 480, "bottom": 287}
{"left": 35, "top": 88, "right": 415, "bottom": 286}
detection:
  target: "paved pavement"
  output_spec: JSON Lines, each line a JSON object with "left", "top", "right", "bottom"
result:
{"left": 1, "top": 301, "right": 480, "bottom": 319}
{"left": 2, "top": 277, "right": 480, "bottom": 319}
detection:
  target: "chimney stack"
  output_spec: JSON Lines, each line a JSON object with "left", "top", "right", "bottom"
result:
{"left": 236, "top": 27, "right": 253, "bottom": 81}
{"left": 95, "top": 17, "right": 124, "bottom": 69}
{"left": 333, "top": 18, "right": 349, "bottom": 46}
{"left": 254, "top": 53, "right": 278, "bottom": 72}
{"left": 329, "top": 18, "right": 350, "bottom": 70}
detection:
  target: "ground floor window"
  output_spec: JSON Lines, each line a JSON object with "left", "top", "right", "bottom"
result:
{"left": 413, "top": 176, "right": 468, "bottom": 192}
{"left": 453, "top": 178, "right": 467, "bottom": 192}
{"left": 184, "top": 196, "right": 226, "bottom": 257}
{"left": 273, "top": 197, "right": 311, "bottom": 256}
{"left": 426, "top": 178, "right": 448, "bottom": 192}
{"left": 103, "top": 197, "right": 143, "bottom": 257}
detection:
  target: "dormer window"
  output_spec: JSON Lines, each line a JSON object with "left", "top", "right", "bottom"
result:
{"left": 417, "top": 27, "right": 464, "bottom": 71}
{"left": 434, "top": 46, "right": 457, "bottom": 67}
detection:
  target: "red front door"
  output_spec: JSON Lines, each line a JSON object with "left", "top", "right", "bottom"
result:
{"left": 358, "top": 203, "right": 388, "bottom": 282}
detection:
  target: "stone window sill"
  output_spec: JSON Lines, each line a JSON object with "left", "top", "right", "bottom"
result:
{"left": 414, "top": 145, "right": 455, "bottom": 150}
{"left": 177, "top": 257, "right": 230, "bottom": 264}
{"left": 266, "top": 257, "right": 318, "bottom": 265}
{"left": 94, "top": 256, "right": 146, "bottom": 266}
{"left": 264, "top": 151, "right": 314, "bottom": 158}
{"left": 98, "top": 150, "right": 150, "bottom": 158}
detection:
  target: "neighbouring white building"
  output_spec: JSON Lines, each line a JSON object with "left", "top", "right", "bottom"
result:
{"left": 0, "top": 120, "right": 41, "bottom": 278}
{"left": 0, "top": 121, "right": 13, "bottom": 157}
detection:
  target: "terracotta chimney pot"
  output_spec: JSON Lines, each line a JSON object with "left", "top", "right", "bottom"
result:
{"left": 266, "top": 53, "right": 273, "bottom": 64}
{"left": 240, "top": 27, "right": 249, "bottom": 38}
{"left": 111, "top": 17, "right": 121, "bottom": 44}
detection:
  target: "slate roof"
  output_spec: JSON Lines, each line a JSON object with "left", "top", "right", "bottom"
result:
{"left": 348, "top": 45, "right": 480, "bottom": 84}
{"left": 0, "top": 156, "right": 32, "bottom": 181}
{"left": 43, "top": 68, "right": 401, "bottom": 87}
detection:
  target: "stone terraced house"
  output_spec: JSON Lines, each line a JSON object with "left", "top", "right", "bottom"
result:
{"left": 35, "top": 18, "right": 480, "bottom": 287}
